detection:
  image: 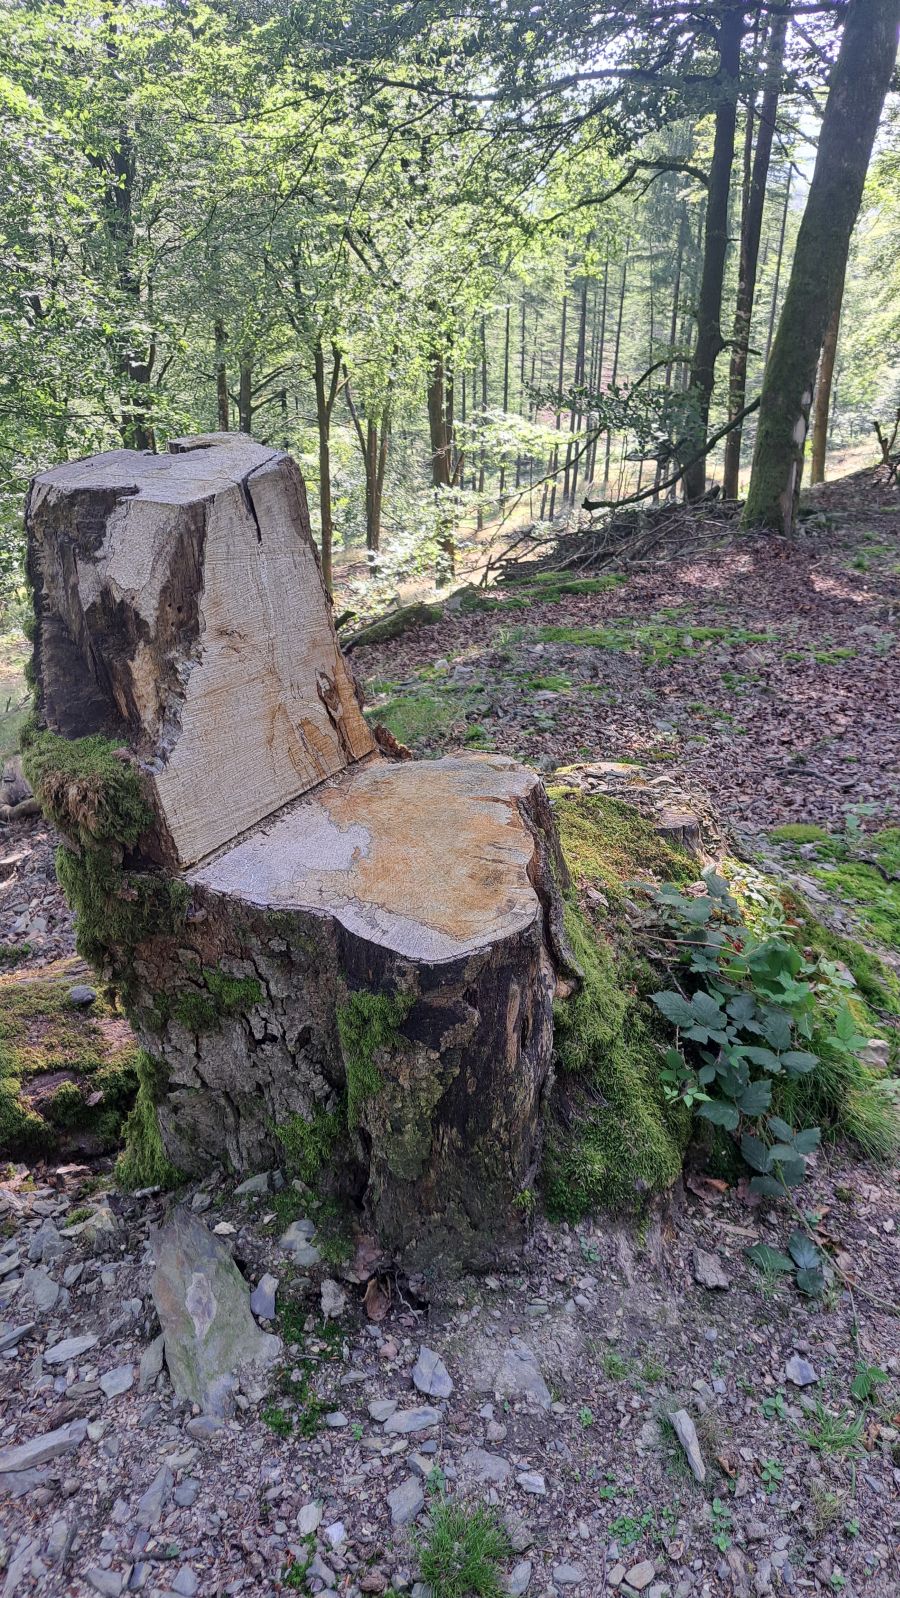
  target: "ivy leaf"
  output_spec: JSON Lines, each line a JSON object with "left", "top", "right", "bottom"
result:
{"left": 795, "top": 1266, "right": 825, "bottom": 1297}
{"left": 746, "top": 1242, "right": 793, "bottom": 1273}
{"left": 651, "top": 991, "right": 695, "bottom": 1027}
{"left": 781, "top": 1050, "right": 818, "bottom": 1076}
{"left": 740, "top": 1133, "right": 772, "bottom": 1173}
{"left": 787, "top": 1229, "right": 820, "bottom": 1271}
{"left": 697, "top": 1100, "right": 740, "bottom": 1130}
{"left": 739, "top": 1080, "right": 773, "bottom": 1115}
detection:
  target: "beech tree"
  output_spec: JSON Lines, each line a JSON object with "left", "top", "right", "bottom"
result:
{"left": 743, "top": 0, "right": 900, "bottom": 532}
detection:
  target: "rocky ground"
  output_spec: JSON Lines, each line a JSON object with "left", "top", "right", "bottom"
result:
{"left": 1, "top": 472, "right": 899, "bottom": 1598}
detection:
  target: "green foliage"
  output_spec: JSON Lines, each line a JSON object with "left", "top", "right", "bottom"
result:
{"left": 275, "top": 1106, "right": 344, "bottom": 1186}
{"left": 367, "top": 689, "right": 473, "bottom": 751}
{"left": 746, "top": 1229, "right": 827, "bottom": 1298}
{"left": 23, "top": 730, "right": 152, "bottom": 849}
{"left": 116, "top": 1052, "right": 183, "bottom": 1191}
{"left": 849, "top": 1361, "right": 889, "bottom": 1402}
{"left": 171, "top": 968, "right": 263, "bottom": 1032}
{"left": 336, "top": 988, "right": 414, "bottom": 1127}
{"left": 0, "top": 942, "right": 30, "bottom": 967}
{"left": 533, "top": 622, "right": 771, "bottom": 662}
{"left": 770, "top": 824, "right": 831, "bottom": 845}
{"left": 415, "top": 1498, "right": 510, "bottom": 1598}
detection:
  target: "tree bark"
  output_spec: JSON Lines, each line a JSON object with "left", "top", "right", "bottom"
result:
{"left": 683, "top": 0, "right": 744, "bottom": 501}
{"left": 604, "top": 250, "right": 628, "bottom": 489}
{"left": 744, "top": 0, "right": 900, "bottom": 533}
{"left": 314, "top": 341, "right": 342, "bottom": 592}
{"left": 214, "top": 320, "right": 229, "bottom": 431}
{"left": 238, "top": 356, "right": 253, "bottom": 435}
{"left": 722, "top": 12, "right": 788, "bottom": 500}
{"left": 809, "top": 261, "right": 846, "bottom": 485}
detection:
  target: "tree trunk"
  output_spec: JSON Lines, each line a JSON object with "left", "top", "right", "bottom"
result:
{"left": 604, "top": 250, "right": 628, "bottom": 489}
{"left": 765, "top": 168, "right": 793, "bottom": 364}
{"left": 427, "top": 350, "right": 453, "bottom": 488}
{"left": 499, "top": 304, "right": 511, "bottom": 497}
{"left": 683, "top": 0, "right": 744, "bottom": 501}
{"left": 722, "top": 12, "right": 788, "bottom": 500}
{"left": 238, "top": 356, "right": 253, "bottom": 435}
{"left": 549, "top": 295, "right": 567, "bottom": 519}
{"left": 809, "top": 262, "right": 846, "bottom": 485}
{"left": 314, "top": 341, "right": 342, "bottom": 593}
{"left": 214, "top": 320, "right": 229, "bottom": 431}
{"left": 744, "top": 0, "right": 900, "bottom": 533}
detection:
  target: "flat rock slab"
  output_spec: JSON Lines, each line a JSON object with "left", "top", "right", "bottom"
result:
{"left": 461, "top": 1448, "right": 511, "bottom": 1484}
{"left": 667, "top": 1408, "right": 706, "bottom": 1482}
{"left": 387, "top": 1475, "right": 425, "bottom": 1527}
{"left": 99, "top": 1363, "right": 134, "bottom": 1399}
{"left": 152, "top": 1208, "right": 281, "bottom": 1416}
{"left": 0, "top": 1419, "right": 88, "bottom": 1473}
{"left": 43, "top": 1334, "right": 98, "bottom": 1366}
{"left": 692, "top": 1247, "right": 730, "bottom": 1290}
{"left": 472, "top": 1337, "right": 551, "bottom": 1409}
{"left": 384, "top": 1406, "right": 442, "bottom": 1435}
{"left": 786, "top": 1354, "right": 818, "bottom": 1387}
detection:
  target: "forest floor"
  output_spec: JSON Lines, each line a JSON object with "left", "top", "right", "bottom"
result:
{"left": 0, "top": 468, "right": 899, "bottom": 1598}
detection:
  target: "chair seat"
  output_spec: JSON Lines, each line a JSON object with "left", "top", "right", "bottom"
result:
{"left": 188, "top": 753, "right": 543, "bottom": 963}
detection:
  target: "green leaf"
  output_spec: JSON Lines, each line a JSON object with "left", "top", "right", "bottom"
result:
{"left": 787, "top": 1229, "right": 820, "bottom": 1271}
{"left": 739, "top": 1080, "right": 773, "bottom": 1115}
{"left": 691, "top": 991, "right": 727, "bottom": 1027}
{"left": 750, "top": 1174, "right": 786, "bottom": 1198}
{"left": 792, "top": 1127, "right": 822, "bottom": 1156}
{"left": 774, "top": 1155, "right": 808, "bottom": 1187}
{"left": 739, "top": 1046, "right": 782, "bottom": 1071}
{"left": 746, "top": 1242, "right": 793, "bottom": 1274}
{"left": 795, "top": 1267, "right": 825, "bottom": 1297}
{"left": 759, "top": 1009, "right": 793, "bottom": 1051}
{"left": 740, "top": 1133, "right": 772, "bottom": 1173}
{"left": 767, "top": 1116, "right": 795, "bottom": 1143}
{"left": 727, "top": 993, "right": 758, "bottom": 1023}
{"left": 697, "top": 1100, "right": 740, "bottom": 1131}
{"left": 781, "top": 1050, "right": 818, "bottom": 1076}
{"left": 651, "top": 991, "right": 695, "bottom": 1027}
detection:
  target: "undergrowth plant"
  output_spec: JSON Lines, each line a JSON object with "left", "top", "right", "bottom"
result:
{"left": 642, "top": 870, "right": 893, "bottom": 1231}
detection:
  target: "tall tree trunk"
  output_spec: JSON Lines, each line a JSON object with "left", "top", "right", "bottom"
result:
{"left": 765, "top": 168, "right": 793, "bottom": 364}
{"left": 499, "top": 304, "right": 511, "bottom": 496}
{"left": 427, "top": 351, "right": 452, "bottom": 487}
{"left": 477, "top": 318, "right": 488, "bottom": 527}
{"left": 214, "top": 319, "right": 229, "bottom": 431}
{"left": 722, "top": 12, "right": 788, "bottom": 499}
{"left": 314, "top": 341, "right": 342, "bottom": 593}
{"left": 238, "top": 356, "right": 253, "bottom": 435}
{"left": 744, "top": 0, "right": 900, "bottom": 533}
{"left": 665, "top": 209, "right": 687, "bottom": 391}
{"left": 588, "top": 257, "right": 609, "bottom": 486}
{"left": 604, "top": 251, "right": 628, "bottom": 489}
{"left": 683, "top": 0, "right": 744, "bottom": 501}
{"left": 567, "top": 277, "right": 589, "bottom": 502}
{"left": 809, "top": 262, "right": 846, "bottom": 484}
{"left": 549, "top": 295, "right": 567, "bottom": 519}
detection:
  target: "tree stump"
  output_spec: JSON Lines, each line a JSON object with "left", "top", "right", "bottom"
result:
{"left": 25, "top": 434, "right": 571, "bottom": 1268}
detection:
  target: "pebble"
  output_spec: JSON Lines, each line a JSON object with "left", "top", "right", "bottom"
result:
{"left": 279, "top": 1219, "right": 320, "bottom": 1266}
{"left": 516, "top": 1470, "right": 546, "bottom": 1495}
{"left": 508, "top": 1560, "right": 533, "bottom": 1595}
{"left": 171, "top": 1567, "right": 200, "bottom": 1596}
{"left": 67, "top": 984, "right": 97, "bottom": 1006}
{"left": 462, "top": 1448, "right": 512, "bottom": 1484}
{"left": 693, "top": 1248, "right": 730, "bottom": 1290}
{"left": 412, "top": 1345, "right": 454, "bottom": 1399}
{"left": 250, "top": 1273, "right": 278, "bottom": 1321}
{"left": 625, "top": 1562, "right": 656, "bottom": 1592}
{"left": 384, "top": 1406, "right": 442, "bottom": 1435}
{"left": 138, "top": 1334, "right": 165, "bottom": 1393}
{"left": 325, "top": 1411, "right": 348, "bottom": 1428}
{"left": 785, "top": 1355, "right": 817, "bottom": 1387}
{"left": 369, "top": 1399, "right": 398, "bottom": 1422}
{"left": 297, "top": 1502, "right": 322, "bottom": 1535}
{"left": 174, "top": 1479, "right": 200, "bottom": 1507}
{"left": 100, "top": 1364, "right": 134, "bottom": 1399}
{"left": 43, "top": 1333, "right": 99, "bottom": 1366}
{"left": 320, "top": 1278, "right": 347, "bottom": 1320}
{"left": 85, "top": 1570, "right": 123, "bottom": 1596}
{"left": 667, "top": 1408, "right": 706, "bottom": 1482}
{"left": 553, "top": 1565, "right": 585, "bottom": 1587}
{"left": 234, "top": 1171, "right": 270, "bottom": 1197}
{"left": 388, "top": 1475, "right": 425, "bottom": 1526}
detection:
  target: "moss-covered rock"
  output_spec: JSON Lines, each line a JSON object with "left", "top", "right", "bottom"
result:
{"left": 116, "top": 1052, "right": 184, "bottom": 1190}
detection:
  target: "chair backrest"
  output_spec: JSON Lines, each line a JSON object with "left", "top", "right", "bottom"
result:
{"left": 27, "top": 433, "right": 374, "bottom": 867}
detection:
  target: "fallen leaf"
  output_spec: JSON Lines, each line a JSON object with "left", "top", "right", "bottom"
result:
{"left": 363, "top": 1276, "right": 390, "bottom": 1322}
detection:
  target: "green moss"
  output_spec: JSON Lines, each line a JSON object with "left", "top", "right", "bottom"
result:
{"left": 811, "top": 860, "right": 900, "bottom": 953}
{"left": 543, "top": 900, "right": 690, "bottom": 1219}
{"left": 171, "top": 967, "right": 263, "bottom": 1033}
{"left": 534, "top": 621, "right": 771, "bottom": 661}
{"left": 23, "top": 730, "right": 152, "bottom": 849}
{"left": 275, "top": 1105, "right": 344, "bottom": 1185}
{"left": 55, "top": 846, "right": 189, "bottom": 979}
{"left": 116, "top": 1051, "right": 183, "bottom": 1190}
{"left": 336, "top": 989, "right": 415, "bottom": 1127}
{"left": 366, "top": 691, "right": 469, "bottom": 749}
{"left": 548, "top": 790, "right": 696, "bottom": 901}
{"left": 349, "top": 600, "right": 443, "bottom": 647}
{"left": 0, "top": 942, "right": 31, "bottom": 967}
{"left": 770, "top": 823, "right": 831, "bottom": 844}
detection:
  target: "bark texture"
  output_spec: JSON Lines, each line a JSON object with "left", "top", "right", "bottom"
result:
{"left": 25, "top": 432, "right": 571, "bottom": 1269}
{"left": 744, "top": 0, "right": 900, "bottom": 533}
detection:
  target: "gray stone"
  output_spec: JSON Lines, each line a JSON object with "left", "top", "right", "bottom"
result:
{"left": 667, "top": 1408, "right": 706, "bottom": 1483}
{"left": 250, "top": 1273, "right": 278, "bottom": 1321}
{"left": 473, "top": 1337, "right": 551, "bottom": 1409}
{"left": 502, "top": 1509, "right": 534, "bottom": 1554}
{"left": 320, "top": 1278, "right": 347, "bottom": 1320}
{"left": 3, "top": 1538, "right": 39, "bottom": 1597}
{"left": 388, "top": 1475, "right": 425, "bottom": 1526}
{"left": 624, "top": 1562, "right": 656, "bottom": 1592}
{"left": 0, "top": 1251, "right": 20, "bottom": 1278}
{"left": 138, "top": 1334, "right": 165, "bottom": 1393}
{"left": 85, "top": 1569, "right": 123, "bottom": 1596}
{"left": 78, "top": 1204, "right": 121, "bottom": 1254}
{"left": 412, "top": 1346, "right": 453, "bottom": 1399}
{"left": 174, "top": 1478, "right": 200, "bottom": 1507}
{"left": 43, "top": 1333, "right": 99, "bottom": 1366}
{"left": 128, "top": 1564, "right": 151, "bottom": 1592}
{"left": 461, "top": 1448, "right": 511, "bottom": 1484}
{"left": 136, "top": 1464, "right": 174, "bottom": 1527}
{"left": 309, "top": 1554, "right": 337, "bottom": 1588}
{"left": 785, "top": 1355, "right": 817, "bottom": 1388}
{"left": 516, "top": 1470, "right": 546, "bottom": 1495}
{"left": 67, "top": 984, "right": 97, "bottom": 1007}
{"left": 297, "top": 1501, "right": 322, "bottom": 1535}
{"left": 369, "top": 1398, "right": 398, "bottom": 1423}
{"left": 62, "top": 1263, "right": 84, "bottom": 1288}
{"left": 23, "top": 1268, "right": 60, "bottom": 1314}
{"left": 692, "top": 1248, "right": 730, "bottom": 1290}
{"left": 384, "top": 1406, "right": 442, "bottom": 1435}
{"left": 553, "top": 1565, "right": 585, "bottom": 1587}
{"left": 508, "top": 1560, "right": 533, "bottom": 1595}
{"left": 27, "top": 1221, "right": 65, "bottom": 1264}
{"left": 171, "top": 1566, "right": 199, "bottom": 1596}
{"left": 185, "top": 1414, "right": 224, "bottom": 1441}
{"left": 234, "top": 1171, "right": 269, "bottom": 1197}
{"left": 45, "top": 1516, "right": 72, "bottom": 1562}
{"left": 151, "top": 1208, "right": 281, "bottom": 1416}
{"left": 861, "top": 1038, "right": 889, "bottom": 1068}
{"left": 0, "top": 1321, "right": 33, "bottom": 1352}
{"left": 325, "top": 1411, "right": 348, "bottom": 1427}
{"left": 0, "top": 1419, "right": 88, "bottom": 1473}
{"left": 279, "top": 1219, "right": 320, "bottom": 1266}
{"left": 0, "top": 1467, "right": 50, "bottom": 1497}
{"left": 100, "top": 1364, "right": 134, "bottom": 1399}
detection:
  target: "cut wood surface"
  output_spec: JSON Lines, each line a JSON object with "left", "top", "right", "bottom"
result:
{"left": 190, "top": 754, "right": 545, "bottom": 963}
{"left": 28, "top": 433, "right": 374, "bottom": 867}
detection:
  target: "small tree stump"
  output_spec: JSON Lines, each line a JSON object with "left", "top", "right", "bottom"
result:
{"left": 26, "top": 434, "right": 571, "bottom": 1267}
